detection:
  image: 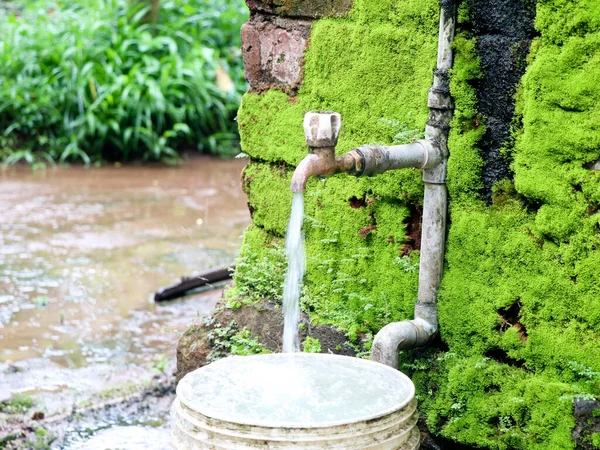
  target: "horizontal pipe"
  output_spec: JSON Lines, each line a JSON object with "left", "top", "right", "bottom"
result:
{"left": 354, "top": 140, "right": 441, "bottom": 177}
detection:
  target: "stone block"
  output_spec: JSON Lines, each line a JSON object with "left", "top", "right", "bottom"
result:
{"left": 241, "top": 14, "right": 312, "bottom": 92}
{"left": 246, "top": 0, "right": 353, "bottom": 18}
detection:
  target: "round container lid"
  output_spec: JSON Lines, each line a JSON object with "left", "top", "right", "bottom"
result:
{"left": 177, "top": 353, "right": 415, "bottom": 428}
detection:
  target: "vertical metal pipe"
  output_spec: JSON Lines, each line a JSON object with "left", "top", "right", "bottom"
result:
{"left": 416, "top": 0, "right": 455, "bottom": 325}
{"left": 371, "top": 1, "right": 456, "bottom": 367}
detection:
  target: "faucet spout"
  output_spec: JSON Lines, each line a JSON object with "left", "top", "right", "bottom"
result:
{"left": 291, "top": 148, "right": 360, "bottom": 193}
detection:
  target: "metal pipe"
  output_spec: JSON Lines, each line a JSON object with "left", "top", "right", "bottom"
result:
{"left": 371, "top": 0, "right": 456, "bottom": 368}
{"left": 290, "top": 148, "right": 359, "bottom": 193}
{"left": 353, "top": 140, "right": 442, "bottom": 176}
{"left": 291, "top": 112, "right": 361, "bottom": 193}
{"left": 290, "top": 140, "right": 440, "bottom": 192}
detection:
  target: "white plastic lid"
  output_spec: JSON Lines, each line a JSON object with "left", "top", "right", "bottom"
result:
{"left": 177, "top": 353, "right": 415, "bottom": 428}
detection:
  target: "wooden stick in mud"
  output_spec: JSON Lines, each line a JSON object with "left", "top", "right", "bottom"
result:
{"left": 154, "top": 266, "right": 234, "bottom": 302}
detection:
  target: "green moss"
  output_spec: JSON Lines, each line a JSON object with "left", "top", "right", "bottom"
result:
{"left": 592, "top": 432, "right": 600, "bottom": 448}
{"left": 238, "top": 91, "right": 306, "bottom": 166}
{"left": 238, "top": 0, "right": 439, "bottom": 170}
{"left": 301, "top": 180, "right": 420, "bottom": 332}
{"left": 235, "top": 0, "right": 600, "bottom": 448}
{"left": 242, "top": 162, "right": 293, "bottom": 236}
{"left": 228, "top": 226, "right": 286, "bottom": 305}
{"left": 446, "top": 29, "right": 485, "bottom": 207}
{"left": 433, "top": 0, "right": 600, "bottom": 447}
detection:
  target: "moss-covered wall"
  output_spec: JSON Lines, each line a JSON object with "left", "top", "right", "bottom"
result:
{"left": 420, "top": 0, "right": 600, "bottom": 448}
{"left": 234, "top": 0, "right": 440, "bottom": 339}
{"left": 232, "top": 0, "right": 600, "bottom": 448}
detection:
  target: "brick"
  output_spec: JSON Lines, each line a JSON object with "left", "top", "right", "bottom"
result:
{"left": 241, "top": 14, "right": 312, "bottom": 92}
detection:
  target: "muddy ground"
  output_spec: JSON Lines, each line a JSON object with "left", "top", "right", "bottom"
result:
{"left": 0, "top": 157, "right": 249, "bottom": 448}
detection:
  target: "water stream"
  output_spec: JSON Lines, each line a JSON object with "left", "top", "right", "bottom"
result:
{"left": 282, "top": 192, "right": 305, "bottom": 353}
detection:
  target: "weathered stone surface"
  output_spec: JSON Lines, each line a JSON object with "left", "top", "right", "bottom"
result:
{"left": 175, "top": 325, "right": 211, "bottom": 383}
{"left": 246, "top": 0, "right": 353, "bottom": 18}
{"left": 241, "top": 14, "right": 312, "bottom": 92}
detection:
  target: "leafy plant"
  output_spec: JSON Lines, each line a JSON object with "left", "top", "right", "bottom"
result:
{"left": 569, "top": 361, "right": 600, "bottom": 394}
{"left": 302, "top": 336, "right": 322, "bottom": 353}
{"left": 207, "top": 321, "right": 271, "bottom": 362}
{"left": 0, "top": 394, "right": 34, "bottom": 414}
{"left": 376, "top": 117, "right": 425, "bottom": 145}
{"left": 229, "top": 241, "right": 287, "bottom": 305}
{"left": 152, "top": 353, "right": 169, "bottom": 372}
{"left": 0, "top": 0, "right": 248, "bottom": 165}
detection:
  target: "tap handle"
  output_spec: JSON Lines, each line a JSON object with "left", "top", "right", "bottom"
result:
{"left": 303, "top": 111, "right": 341, "bottom": 148}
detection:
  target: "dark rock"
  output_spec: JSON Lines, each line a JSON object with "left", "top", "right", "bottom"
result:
{"left": 586, "top": 157, "right": 600, "bottom": 171}
{"left": 466, "top": 0, "right": 537, "bottom": 201}
{"left": 308, "top": 325, "right": 355, "bottom": 356}
{"left": 573, "top": 398, "right": 600, "bottom": 450}
{"left": 241, "top": 14, "right": 312, "bottom": 93}
{"left": 467, "top": 0, "right": 536, "bottom": 38}
{"left": 216, "top": 300, "right": 285, "bottom": 351}
{"left": 175, "top": 324, "right": 212, "bottom": 384}
{"left": 246, "top": 0, "right": 353, "bottom": 18}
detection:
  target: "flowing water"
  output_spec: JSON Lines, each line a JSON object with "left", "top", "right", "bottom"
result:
{"left": 282, "top": 192, "right": 305, "bottom": 353}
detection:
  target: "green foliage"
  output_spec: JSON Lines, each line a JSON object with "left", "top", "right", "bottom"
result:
{"left": 207, "top": 320, "right": 271, "bottom": 361}
{"left": 301, "top": 336, "right": 322, "bottom": 353}
{"left": 239, "top": 163, "right": 421, "bottom": 332}
{"left": 0, "top": 394, "right": 34, "bottom": 414}
{"left": 0, "top": 0, "right": 248, "bottom": 165}
{"left": 592, "top": 432, "right": 600, "bottom": 449}
{"left": 227, "top": 226, "right": 287, "bottom": 305}
{"left": 374, "top": 118, "right": 425, "bottom": 145}
{"left": 152, "top": 353, "right": 169, "bottom": 372}
{"left": 33, "top": 428, "right": 54, "bottom": 450}
{"left": 407, "top": 352, "right": 577, "bottom": 450}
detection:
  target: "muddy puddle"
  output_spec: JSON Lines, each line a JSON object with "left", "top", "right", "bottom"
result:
{"left": 0, "top": 157, "right": 250, "bottom": 448}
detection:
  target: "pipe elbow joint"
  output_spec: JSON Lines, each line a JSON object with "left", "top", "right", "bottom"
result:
{"left": 370, "top": 317, "right": 437, "bottom": 369}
